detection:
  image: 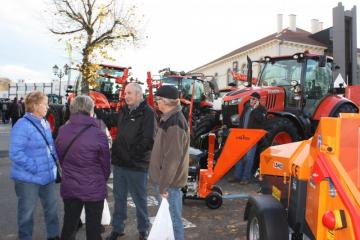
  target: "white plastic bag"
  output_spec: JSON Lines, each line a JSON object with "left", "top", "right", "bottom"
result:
{"left": 80, "top": 198, "right": 111, "bottom": 225}
{"left": 148, "top": 198, "right": 175, "bottom": 240}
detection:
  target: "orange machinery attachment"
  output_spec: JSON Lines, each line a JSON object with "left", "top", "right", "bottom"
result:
{"left": 183, "top": 128, "right": 266, "bottom": 209}
{"left": 244, "top": 113, "right": 360, "bottom": 240}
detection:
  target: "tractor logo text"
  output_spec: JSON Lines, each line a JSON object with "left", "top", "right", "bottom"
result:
{"left": 273, "top": 161, "right": 283, "bottom": 170}
{"left": 236, "top": 135, "right": 250, "bottom": 141}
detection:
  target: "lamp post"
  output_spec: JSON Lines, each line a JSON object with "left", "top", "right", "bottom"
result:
{"left": 52, "top": 64, "right": 69, "bottom": 97}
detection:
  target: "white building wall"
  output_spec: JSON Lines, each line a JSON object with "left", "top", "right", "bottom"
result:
{"left": 194, "top": 40, "right": 326, "bottom": 89}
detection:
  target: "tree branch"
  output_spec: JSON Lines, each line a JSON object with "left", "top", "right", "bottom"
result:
{"left": 50, "top": 28, "right": 84, "bottom": 35}
{"left": 91, "top": 19, "right": 120, "bottom": 44}
{"left": 61, "top": 0, "right": 87, "bottom": 27}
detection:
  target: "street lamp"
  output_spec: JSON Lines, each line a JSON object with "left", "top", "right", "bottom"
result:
{"left": 52, "top": 64, "right": 69, "bottom": 97}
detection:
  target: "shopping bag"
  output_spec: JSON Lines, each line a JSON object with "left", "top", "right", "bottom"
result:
{"left": 80, "top": 198, "right": 111, "bottom": 225}
{"left": 101, "top": 199, "right": 111, "bottom": 225}
{"left": 148, "top": 198, "right": 175, "bottom": 240}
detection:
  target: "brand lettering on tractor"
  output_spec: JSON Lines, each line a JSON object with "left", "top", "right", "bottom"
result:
{"left": 273, "top": 161, "right": 283, "bottom": 170}
{"left": 267, "top": 89, "right": 281, "bottom": 94}
{"left": 236, "top": 135, "right": 250, "bottom": 141}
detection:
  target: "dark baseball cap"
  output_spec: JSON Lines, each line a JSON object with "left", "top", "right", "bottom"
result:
{"left": 250, "top": 92, "right": 261, "bottom": 99}
{"left": 155, "top": 85, "right": 179, "bottom": 99}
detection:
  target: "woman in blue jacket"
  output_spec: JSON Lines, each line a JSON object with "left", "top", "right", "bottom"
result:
{"left": 9, "top": 91, "right": 60, "bottom": 240}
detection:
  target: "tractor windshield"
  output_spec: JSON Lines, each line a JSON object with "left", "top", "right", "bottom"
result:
{"left": 260, "top": 59, "right": 302, "bottom": 87}
{"left": 94, "top": 67, "right": 124, "bottom": 96}
{"left": 161, "top": 77, "right": 205, "bottom": 101}
{"left": 73, "top": 67, "right": 125, "bottom": 101}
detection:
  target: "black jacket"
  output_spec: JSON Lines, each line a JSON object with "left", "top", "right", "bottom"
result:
{"left": 241, "top": 103, "right": 267, "bottom": 129}
{"left": 111, "top": 101, "right": 156, "bottom": 171}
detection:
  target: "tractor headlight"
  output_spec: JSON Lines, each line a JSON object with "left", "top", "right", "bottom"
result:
{"left": 229, "top": 97, "right": 243, "bottom": 105}
{"left": 230, "top": 114, "right": 240, "bottom": 126}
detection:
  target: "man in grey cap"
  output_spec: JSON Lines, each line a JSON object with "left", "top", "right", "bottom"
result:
{"left": 149, "top": 85, "right": 189, "bottom": 240}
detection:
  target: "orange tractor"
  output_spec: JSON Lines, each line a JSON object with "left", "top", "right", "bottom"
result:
{"left": 47, "top": 64, "right": 154, "bottom": 138}
{"left": 244, "top": 113, "right": 360, "bottom": 240}
{"left": 150, "top": 68, "right": 219, "bottom": 132}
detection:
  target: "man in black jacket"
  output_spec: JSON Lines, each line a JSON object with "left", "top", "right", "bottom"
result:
{"left": 107, "top": 83, "right": 156, "bottom": 240}
{"left": 228, "top": 92, "right": 267, "bottom": 184}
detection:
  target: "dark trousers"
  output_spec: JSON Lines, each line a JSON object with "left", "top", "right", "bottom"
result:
{"left": 61, "top": 198, "right": 104, "bottom": 240}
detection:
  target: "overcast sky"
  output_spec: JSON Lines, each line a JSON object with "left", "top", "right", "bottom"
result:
{"left": 0, "top": 0, "right": 359, "bottom": 83}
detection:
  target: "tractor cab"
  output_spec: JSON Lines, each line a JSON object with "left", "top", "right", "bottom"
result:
{"left": 158, "top": 70, "right": 206, "bottom": 103}
{"left": 260, "top": 52, "right": 333, "bottom": 117}
{"left": 70, "top": 64, "right": 130, "bottom": 109}
{"left": 94, "top": 65, "right": 128, "bottom": 103}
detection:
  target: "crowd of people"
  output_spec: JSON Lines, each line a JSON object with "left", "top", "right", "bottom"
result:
{"left": 9, "top": 84, "right": 190, "bottom": 240}
{"left": 8, "top": 84, "right": 265, "bottom": 240}
{"left": 1, "top": 97, "right": 25, "bottom": 125}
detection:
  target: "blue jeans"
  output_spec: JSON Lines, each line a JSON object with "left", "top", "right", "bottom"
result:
{"left": 14, "top": 181, "right": 59, "bottom": 240}
{"left": 154, "top": 185, "right": 184, "bottom": 240}
{"left": 234, "top": 144, "right": 257, "bottom": 181}
{"left": 112, "top": 166, "right": 149, "bottom": 233}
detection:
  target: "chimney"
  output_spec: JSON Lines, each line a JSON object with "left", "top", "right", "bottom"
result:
{"left": 318, "top": 21, "right": 323, "bottom": 31}
{"left": 289, "top": 14, "right": 296, "bottom": 32}
{"left": 277, "top": 14, "right": 283, "bottom": 33}
{"left": 311, "top": 19, "right": 319, "bottom": 33}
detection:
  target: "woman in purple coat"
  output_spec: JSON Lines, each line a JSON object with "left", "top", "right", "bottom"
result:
{"left": 55, "top": 95, "right": 111, "bottom": 240}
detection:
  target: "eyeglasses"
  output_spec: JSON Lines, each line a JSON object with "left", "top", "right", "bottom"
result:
{"left": 250, "top": 97, "right": 258, "bottom": 101}
{"left": 155, "top": 97, "right": 163, "bottom": 102}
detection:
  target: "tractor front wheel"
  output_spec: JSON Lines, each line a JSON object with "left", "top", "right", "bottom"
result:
{"left": 191, "top": 114, "right": 218, "bottom": 150}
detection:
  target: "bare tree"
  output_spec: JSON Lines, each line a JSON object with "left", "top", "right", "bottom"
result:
{"left": 49, "top": 0, "right": 142, "bottom": 94}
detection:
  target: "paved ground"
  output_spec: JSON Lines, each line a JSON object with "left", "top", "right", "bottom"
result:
{"left": 0, "top": 123, "right": 259, "bottom": 240}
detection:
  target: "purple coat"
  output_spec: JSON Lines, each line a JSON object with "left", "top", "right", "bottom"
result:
{"left": 55, "top": 113, "right": 111, "bottom": 201}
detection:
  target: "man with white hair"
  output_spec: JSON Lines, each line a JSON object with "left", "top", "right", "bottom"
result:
{"left": 107, "top": 83, "right": 156, "bottom": 240}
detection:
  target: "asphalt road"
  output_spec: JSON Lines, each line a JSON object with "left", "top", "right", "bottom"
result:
{"left": 0, "top": 123, "right": 257, "bottom": 240}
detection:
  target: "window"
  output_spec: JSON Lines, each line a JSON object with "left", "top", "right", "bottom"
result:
{"left": 260, "top": 59, "right": 302, "bottom": 87}
{"left": 226, "top": 68, "right": 232, "bottom": 86}
{"left": 304, "top": 59, "right": 331, "bottom": 99}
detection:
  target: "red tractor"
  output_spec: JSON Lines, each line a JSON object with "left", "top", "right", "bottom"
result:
{"left": 223, "top": 53, "right": 358, "bottom": 146}
{"left": 46, "top": 64, "right": 151, "bottom": 138}
{"left": 152, "top": 68, "right": 219, "bottom": 133}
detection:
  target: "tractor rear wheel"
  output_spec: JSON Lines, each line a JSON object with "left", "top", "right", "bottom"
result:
{"left": 191, "top": 114, "right": 217, "bottom": 150}
{"left": 331, "top": 103, "right": 358, "bottom": 117}
{"left": 254, "top": 117, "right": 302, "bottom": 174}
{"left": 263, "top": 117, "right": 301, "bottom": 146}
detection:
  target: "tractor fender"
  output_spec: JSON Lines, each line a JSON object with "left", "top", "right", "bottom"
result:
{"left": 269, "top": 111, "right": 310, "bottom": 139}
{"left": 313, "top": 95, "right": 358, "bottom": 120}
{"left": 244, "top": 195, "right": 289, "bottom": 240}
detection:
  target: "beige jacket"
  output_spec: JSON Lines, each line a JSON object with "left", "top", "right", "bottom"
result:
{"left": 149, "top": 106, "right": 190, "bottom": 194}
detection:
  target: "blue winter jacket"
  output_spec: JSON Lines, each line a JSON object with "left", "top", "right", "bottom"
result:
{"left": 9, "top": 113, "right": 58, "bottom": 185}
